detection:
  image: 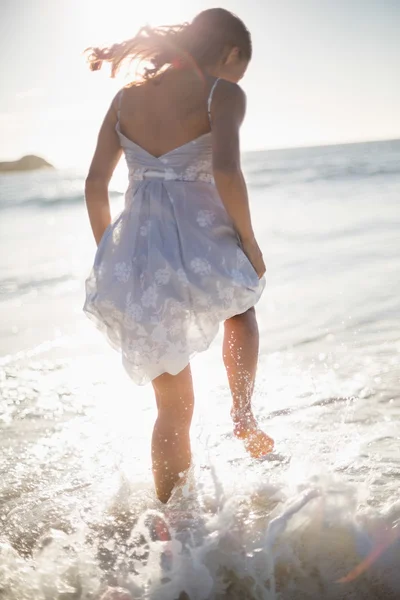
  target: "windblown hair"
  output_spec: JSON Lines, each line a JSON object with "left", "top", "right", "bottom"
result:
{"left": 85, "top": 8, "right": 252, "bottom": 82}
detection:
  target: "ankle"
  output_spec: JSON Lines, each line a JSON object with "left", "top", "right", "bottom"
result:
{"left": 231, "top": 404, "right": 253, "bottom": 422}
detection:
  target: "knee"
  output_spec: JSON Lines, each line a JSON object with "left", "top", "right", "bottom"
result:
{"left": 225, "top": 307, "right": 257, "bottom": 330}
{"left": 156, "top": 402, "right": 193, "bottom": 432}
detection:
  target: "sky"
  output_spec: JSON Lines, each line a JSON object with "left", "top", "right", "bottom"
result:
{"left": 0, "top": 0, "right": 399, "bottom": 168}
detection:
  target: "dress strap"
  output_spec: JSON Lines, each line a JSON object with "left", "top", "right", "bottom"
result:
{"left": 207, "top": 78, "right": 220, "bottom": 127}
{"left": 116, "top": 88, "right": 124, "bottom": 121}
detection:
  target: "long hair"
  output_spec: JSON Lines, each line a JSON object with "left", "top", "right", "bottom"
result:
{"left": 85, "top": 8, "right": 252, "bottom": 83}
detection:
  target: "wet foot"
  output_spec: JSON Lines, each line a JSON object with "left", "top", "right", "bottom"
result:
{"left": 231, "top": 409, "right": 274, "bottom": 458}
{"left": 150, "top": 514, "right": 171, "bottom": 542}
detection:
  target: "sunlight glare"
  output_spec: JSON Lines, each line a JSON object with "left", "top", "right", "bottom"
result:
{"left": 51, "top": 0, "right": 200, "bottom": 168}
{"left": 81, "top": 0, "right": 196, "bottom": 45}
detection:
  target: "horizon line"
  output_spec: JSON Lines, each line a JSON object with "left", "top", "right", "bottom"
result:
{"left": 1, "top": 136, "right": 399, "bottom": 170}
{"left": 245, "top": 135, "right": 400, "bottom": 156}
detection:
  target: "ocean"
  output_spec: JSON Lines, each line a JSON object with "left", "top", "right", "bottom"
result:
{"left": 0, "top": 139, "right": 399, "bottom": 599}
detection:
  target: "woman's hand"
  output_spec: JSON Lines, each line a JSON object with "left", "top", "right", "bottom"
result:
{"left": 241, "top": 236, "right": 266, "bottom": 279}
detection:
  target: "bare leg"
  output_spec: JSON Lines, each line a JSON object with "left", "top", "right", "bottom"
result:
{"left": 223, "top": 308, "right": 274, "bottom": 457}
{"left": 151, "top": 365, "right": 194, "bottom": 503}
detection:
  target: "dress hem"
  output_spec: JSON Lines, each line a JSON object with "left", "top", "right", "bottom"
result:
{"left": 83, "top": 281, "right": 264, "bottom": 386}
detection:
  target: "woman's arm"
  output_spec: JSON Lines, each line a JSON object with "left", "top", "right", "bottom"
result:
{"left": 85, "top": 94, "right": 122, "bottom": 245}
{"left": 210, "top": 81, "right": 265, "bottom": 278}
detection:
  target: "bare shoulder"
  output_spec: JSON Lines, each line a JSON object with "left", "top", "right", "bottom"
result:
{"left": 110, "top": 87, "right": 126, "bottom": 113}
{"left": 211, "top": 79, "right": 246, "bottom": 120}
{"left": 215, "top": 79, "right": 246, "bottom": 101}
{"left": 110, "top": 85, "right": 139, "bottom": 119}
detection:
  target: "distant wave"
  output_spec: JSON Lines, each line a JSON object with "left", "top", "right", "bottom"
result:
{"left": 247, "top": 162, "right": 400, "bottom": 188}
{"left": 304, "top": 164, "right": 400, "bottom": 183}
{"left": 0, "top": 274, "right": 77, "bottom": 300}
{"left": 0, "top": 189, "right": 123, "bottom": 211}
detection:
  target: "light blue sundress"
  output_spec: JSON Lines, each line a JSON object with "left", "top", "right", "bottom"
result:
{"left": 84, "top": 79, "right": 265, "bottom": 385}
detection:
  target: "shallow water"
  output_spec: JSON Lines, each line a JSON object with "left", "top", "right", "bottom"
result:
{"left": 0, "top": 139, "right": 399, "bottom": 599}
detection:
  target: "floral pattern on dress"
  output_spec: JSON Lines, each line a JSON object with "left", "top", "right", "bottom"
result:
{"left": 83, "top": 120, "right": 265, "bottom": 385}
{"left": 155, "top": 268, "right": 170, "bottom": 285}
{"left": 197, "top": 210, "right": 216, "bottom": 227}
{"left": 181, "top": 162, "right": 210, "bottom": 182}
{"left": 141, "top": 285, "right": 158, "bottom": 308}
{"left": 114, "top": 262, "right": 132, "bottom": 283}
{"left": 129, "top": 167, "right": 147, "bottom": 181}
{"left": 126, "top": 294, "right": 143, "bottom": 322}
{"left": 217, "top": 281, "right": 234, "bottom": 304}
{"left": 190, "top": 258, "right": 211, "bottom": 276}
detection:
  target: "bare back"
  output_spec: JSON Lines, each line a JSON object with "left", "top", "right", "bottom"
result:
{"left": 117, "top": 70, "right": 216, "bottom": 158}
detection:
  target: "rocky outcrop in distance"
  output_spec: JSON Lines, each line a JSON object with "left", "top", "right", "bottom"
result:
{"left": 0, "top": 155, "right": 54, "bottom": 173}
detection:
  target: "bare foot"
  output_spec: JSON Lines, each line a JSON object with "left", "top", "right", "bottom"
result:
{"left": 146, "top": 514, "right": 170, "bottom": 541}
{"left": 231, "top": 409, "right": 274, "bottom": 458}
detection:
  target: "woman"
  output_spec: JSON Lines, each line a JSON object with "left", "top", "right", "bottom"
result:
{"left": 84, "top": 8, "right": 274, "bottom": 504}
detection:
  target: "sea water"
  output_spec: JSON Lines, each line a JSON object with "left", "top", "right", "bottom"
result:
{"left": 0, "top": 139, "right": 399, "bottom": 599}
